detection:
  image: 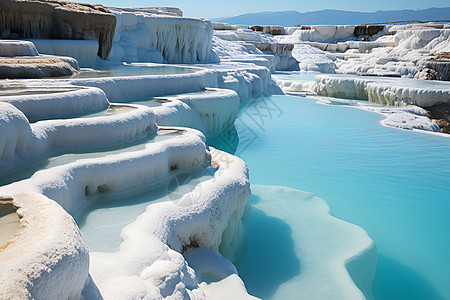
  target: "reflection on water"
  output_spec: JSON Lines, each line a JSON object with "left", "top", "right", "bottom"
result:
{"left": 225, "top": 95, "right": 450, "bottom": 299}
{"left": 237, "top": 194, "right": 300, "bottom": 299}
{"left": 373, "top": 255, "right": 445, "bottom": 300}
{"left": 208, "top": 124, "right": 239, "bottom": 154}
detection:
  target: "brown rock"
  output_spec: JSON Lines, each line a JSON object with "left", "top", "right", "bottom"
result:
{"left": 0, "top": 0, "right": 116, "bottom": 59}
{"left": 427, "top": 103, "right": 450, "bottom": 134}
{"left": 427, "top": 103, "right": 450, "bottom": 121}
{"left": 432, "top": 119, "right": 450, "bottom": 134}
{"left": 251, "top": 42, "right": 294, "bottom": 53}
{"left": 428, "top": 52, "right": 450, "bottom": 62}
{"left": 0, "top": 55, "right": 79, "bottom": 78}
{"left": 250, "top": 25, "right": 286, "bottom": 35}
{"left": 354, "top": 25, "right": 385, "bottom": 37}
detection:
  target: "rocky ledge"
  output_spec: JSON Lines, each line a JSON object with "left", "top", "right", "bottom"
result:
{"left": 0, "top": 0, "right": 116, "bottom": 59}
{"left": 0, "top": 55, "right": 79, "bottom": 79}
{"left": 416, "top": 52, "right": 450, "bottom": 81}
{"left": 427, "top": 103, "right": 450, "bottom": 134}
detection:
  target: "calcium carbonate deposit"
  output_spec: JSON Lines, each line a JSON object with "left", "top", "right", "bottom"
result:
{"left": 0, "top": 2, "right": 449, "bottom": 300}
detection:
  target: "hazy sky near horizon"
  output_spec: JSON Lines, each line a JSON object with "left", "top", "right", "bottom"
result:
{"left": 81, "top": 0, "right": 449, "bottom": 18}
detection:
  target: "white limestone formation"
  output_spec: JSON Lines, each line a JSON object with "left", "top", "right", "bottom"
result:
{"left": 28, "top": 39, "right": 99, "bottom": 67}
{"left": 313, "top": 74, "right": 450, "bottom": 107}
{"left": 0, "top": 5, "right": 391, "bottom": 300}
{"left": 109, "top": 9, "right": 215, "bottom": 64}
{"left": 278, "top": 23, "right": 450, "bottom": 78}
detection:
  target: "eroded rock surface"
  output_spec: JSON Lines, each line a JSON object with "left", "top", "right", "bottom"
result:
{"left": 250, "top": 25, "right": 286, "bottom": 35}
{"left": 427, "top": 103, "right": 450, "bottom": 133}
{"left": 0, "top": 0, "right": 116, "bottom": 59}
{"left": 417, "top": 53, "right": 450, "bottom": 81}
{"left": 0, "top": 55, "right": 79, "bottom": 78}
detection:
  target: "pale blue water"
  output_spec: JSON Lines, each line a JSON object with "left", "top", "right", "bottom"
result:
{"left": 0, "top": 87, "right": 76, "bottom": 97}
{"left": 128, "top": 98, "right": 167, "bottom": 108}
{"left": 218, "top": 95, "right": 450, "bottom": 300}
{"left": 73, "top": 105, "right": 135, "bottom": 118}
{"left": 272, "top": 71, "right": 321, "bottom": 82}
{"left": 38, "top": 104, "right": 140, "bottom": 122}
{"left": 0, "top": 130, "right": 182, "bottom": 186}
{"left": 72, "top": 64, "right": 196, "bottom": 78}
{"left": 76, "top": 167, "right": 216, "bottom": 253}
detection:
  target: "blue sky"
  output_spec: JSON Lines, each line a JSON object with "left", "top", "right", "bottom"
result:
{"left": 82, "top": 0, "right": 450, "bottom": 18}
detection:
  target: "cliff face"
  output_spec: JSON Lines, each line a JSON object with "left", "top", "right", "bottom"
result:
{"left": 110, "top": 9, "right": 214, "bottom": 64}
{"left": 0, "top": 0, "right": 116, "bottom": 59}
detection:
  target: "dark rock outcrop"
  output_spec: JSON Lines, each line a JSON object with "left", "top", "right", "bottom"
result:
{"left": 250, "top": 25, "right": 286, "bottom": 35}
{"left": 0, "top": 0, "right": 116, "bottom": 59}
{"left": 415, "top": 67, "right": 440, "bottom": 80}
{"left": 427, "top": 103, "right": 450, "bottom": 134}
{"left": 417, "top": 53, "right": 450, "bottom": 81}
{"left": 432, "top": 118, "right": 450, "bottom": 133}
{"left": 354, "top": 25, "right": 385, "bottom": 37}
{"left": 251, "top": 42, "right": 294, "bottom": 54}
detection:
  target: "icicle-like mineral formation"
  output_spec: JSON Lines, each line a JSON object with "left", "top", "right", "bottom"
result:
{"left": 110, "top": 8, "right": 214, "bottom": 63}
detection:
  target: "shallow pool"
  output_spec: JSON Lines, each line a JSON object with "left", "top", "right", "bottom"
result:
{"left": 76, "top": 167, "right": 216, "bottom": 253}
{"left": 0, "top": 204, "right": 21, "bottom": 249}
{"left": 73, "top": 105, "right": 136, "bottom": 118}
{"left": 127, "top": 97, "right": 168, "bottom": 108}
{"left": 30, "top": 104, "right": 138, "bottom": 123}
{"left": 0, "top": 129, "right": 184, "bottom": 187}
{"left": 71, "top": 63, "right": 197, "bottom": 78}
{"left": 272, "top": 71, "right": 321, "bottom": 82}
{"left": 222, "top": 95, "right": 450, "bottom": 300}
{"left": 0, "top": 86, "right": 77, "bottom": 97}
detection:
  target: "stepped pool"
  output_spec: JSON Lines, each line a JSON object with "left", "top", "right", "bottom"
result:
{"left": 272, "top": 71, "right": 320, "bottom": 83}
{"left": 0, "top": 203, "right": 21, "bottom": 250}
{"left": 217, "top": 95, "right": 450, "bottom": 300}
{"left": 75, "top": 166, "right": 216, "bottom": 253}
{"left": 70, "top": 63, "right": 197, "bottom": 78}
{"left": 0, "top": 86, "right": 76, "bottom": 96}
{"left": 0, "top": 129, "right": 184, "bottom": 186}
{"left": 27, "top": 104, "right": 140, "bottom": 123}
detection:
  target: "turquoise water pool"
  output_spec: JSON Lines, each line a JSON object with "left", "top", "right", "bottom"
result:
{"left": 218, "top": 95, "right": 450, "bottom": 300}
{"left": 76, "top": 167, "right": 216, "bottom": 253}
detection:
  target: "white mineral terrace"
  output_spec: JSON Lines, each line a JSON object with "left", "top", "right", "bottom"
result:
{"left": 0, "top": 4, "right": 448, "bottom": 300}
{"left": 313, "top": 74, "right": 450, "bottom": 107}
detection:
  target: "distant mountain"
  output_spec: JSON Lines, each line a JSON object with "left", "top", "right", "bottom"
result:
{"left": 211, "top": 7, "right": 450, "bottom": 26}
